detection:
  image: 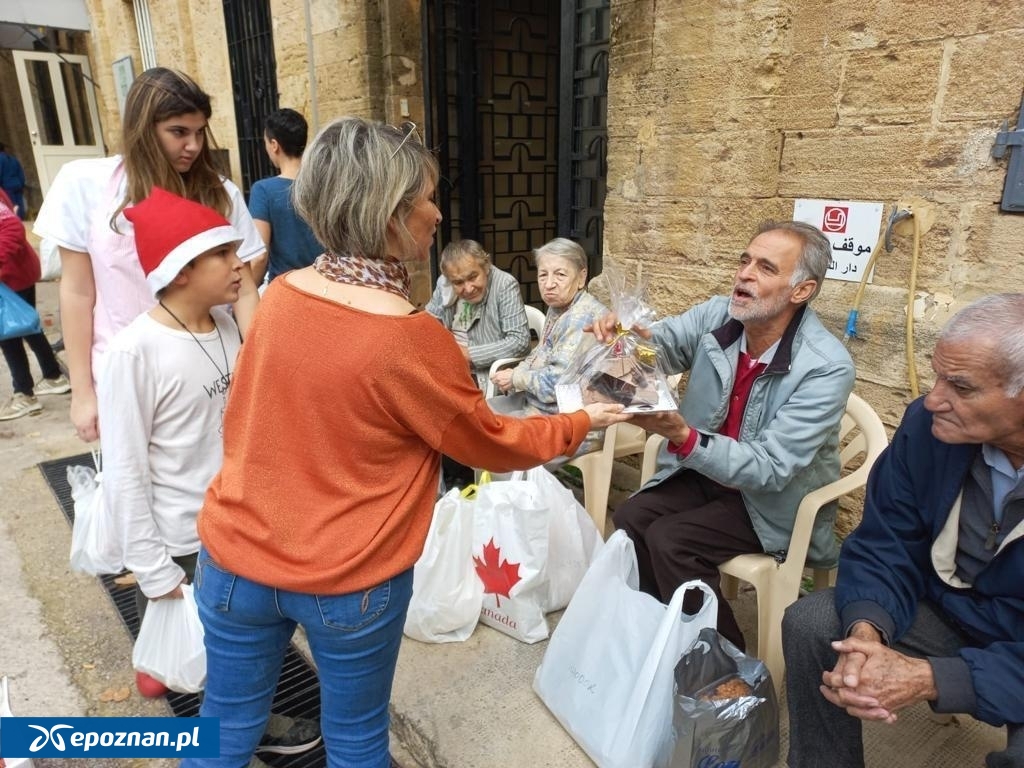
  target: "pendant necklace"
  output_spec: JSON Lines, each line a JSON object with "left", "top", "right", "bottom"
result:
{"left": 158, "top": 300, "right": 231, "bottom": 382}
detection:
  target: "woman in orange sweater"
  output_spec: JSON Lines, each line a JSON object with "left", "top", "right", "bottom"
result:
{"left": 188, "top": 117, "right": 627, "bottom": 768}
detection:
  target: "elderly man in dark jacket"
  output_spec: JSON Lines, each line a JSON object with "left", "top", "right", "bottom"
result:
{"left": 783, "top": 293, "right": 1024, "bottom": 768}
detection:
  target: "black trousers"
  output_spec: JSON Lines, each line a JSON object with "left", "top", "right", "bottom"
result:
{"left": 612, "top": 468, "right": 763, "bottom": 650}
{"left": 783, "top": 588, "right": 1023, "bottom": 768}
{"left": 0, "top": 285, "right": 61, "bottom": 395}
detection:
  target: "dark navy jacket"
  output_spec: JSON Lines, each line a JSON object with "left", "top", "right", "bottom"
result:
{"left": 836, "top": 398, "right": 1024, "bottom": 726}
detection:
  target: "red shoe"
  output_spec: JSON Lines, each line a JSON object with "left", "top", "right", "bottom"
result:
{"left": 135, "top": 670, "right": 170, "bottom": 698}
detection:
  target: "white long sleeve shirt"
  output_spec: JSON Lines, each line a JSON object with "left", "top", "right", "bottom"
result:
{"left": 99, "top": 308, "right": 241, "bottom": 598}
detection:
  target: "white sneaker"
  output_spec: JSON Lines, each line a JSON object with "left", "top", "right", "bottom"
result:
{"left": 35, "top": 374, "right": 71, "bottom": 395}
{"left": 0, "top": 393, "right": 42, "bottom": 421}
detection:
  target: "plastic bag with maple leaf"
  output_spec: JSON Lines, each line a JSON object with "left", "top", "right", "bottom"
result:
{"left": 472, "top": 478, "right": 551, "bottom": 643}
{"left": 404, "top": 487, "right": 484, "bottom": 643}
{"left": 555, "top": 259, "right": 678, "bottom": 414}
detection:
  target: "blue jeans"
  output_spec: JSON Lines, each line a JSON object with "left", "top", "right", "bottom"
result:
{"left": 182, "top": 549, "right": 413, "bottom": 768}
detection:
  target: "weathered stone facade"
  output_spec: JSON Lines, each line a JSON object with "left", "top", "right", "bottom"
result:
{"left": 268, "top": 0, "right": 431, "bottom": 298}
{"left": 76, "top": 0, "right": 1024, "bottom": 422}
{"left": 605, "top": 0, "right": 1024, "bottom": 425}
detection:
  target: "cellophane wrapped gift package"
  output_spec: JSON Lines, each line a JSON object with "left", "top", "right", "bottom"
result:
{"left": 556, "top": 260, "right": 678, "bottom": 414}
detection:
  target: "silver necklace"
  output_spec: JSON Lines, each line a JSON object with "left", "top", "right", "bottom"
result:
{"left": 158, "top": 300, "right": 231, "bottom": 382}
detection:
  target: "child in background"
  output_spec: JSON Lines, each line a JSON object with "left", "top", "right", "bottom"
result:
{"left": 0, "top": 190, "right": 69, "bottom": 421}
{"left": 248, "top": 108, "right": 323, "bottom": 286}
{"left": 0, "top": 143, "right": 26, "bottom": 219}
{"left": 100, "top": 186, "right": 320, "bottom": 756}
{"left": 102, "top": 186, "right": 244, "bottom": 620}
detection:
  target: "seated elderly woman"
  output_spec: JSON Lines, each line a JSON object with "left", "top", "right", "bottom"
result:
{"left": 426, "top": 239, "right": 530, "bottom": 388}
{"left": 489, "top": 237, "right": 607, "bottom": 427}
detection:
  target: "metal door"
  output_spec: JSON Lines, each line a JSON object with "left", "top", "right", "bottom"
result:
{"left": 12, "top": 51, "right": 105, "bottom": 195}
{"left": 558, "top": 0, "right": 609, "bottom": 274}
{"left": 222, "top": 0, "right": 278, "bottom": 196}
{"left": 424, "top": 0, "right": 609, "bottom": 301}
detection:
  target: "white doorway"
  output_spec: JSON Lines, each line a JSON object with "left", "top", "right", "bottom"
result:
{"left": 12, "top": 51, "right": 105, "bottom": 195}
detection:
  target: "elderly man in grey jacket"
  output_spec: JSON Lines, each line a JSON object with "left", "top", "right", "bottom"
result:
{"left": 594, "top": 220, "right": 855, "bottom": 650}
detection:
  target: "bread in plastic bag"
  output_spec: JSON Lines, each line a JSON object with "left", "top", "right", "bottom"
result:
{"left": 669, "top": 626, "right": 779, "bottom": 768}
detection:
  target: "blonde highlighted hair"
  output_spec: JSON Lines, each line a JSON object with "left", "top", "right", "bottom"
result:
{"left": 293, "top": 117, "right": 438, "bottom": 260}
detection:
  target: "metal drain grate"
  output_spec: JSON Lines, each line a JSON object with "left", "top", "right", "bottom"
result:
{"left": 39, "top": 453, "right": 327, "bottom": 767}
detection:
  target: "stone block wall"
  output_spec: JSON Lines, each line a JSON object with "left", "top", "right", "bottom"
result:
{"left": 0, "top": 55, "right": 38, "bottom": 212}
{"left": 84, "top": 0, "right": 239, "bottom": 181}
{"left": 271, "top": 0, "right": 387, "bottom": 129}
{"left": 81, "top": 0, "right": 435, "bottom": 300}
{"left": 605, "top": 0, "right": 1024, "bottom": 425}
{"left": 269, "top": 0, "right": 433, "bottom": 305}
{"left": 81, "top": 0, "right": 141, "bottom": 156}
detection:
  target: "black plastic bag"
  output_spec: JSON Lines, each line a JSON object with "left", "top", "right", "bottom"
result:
{"left": 669, "top": 627, "right": 779, "bottom": 768}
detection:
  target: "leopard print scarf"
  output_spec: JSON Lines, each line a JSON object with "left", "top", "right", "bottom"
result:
{"left": 313, "top": 251, "right": 410, "bottom": 302}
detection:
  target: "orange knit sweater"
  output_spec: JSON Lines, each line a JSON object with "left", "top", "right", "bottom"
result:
{"left": 198, "top": 279, "right": 591, "bottom": 594}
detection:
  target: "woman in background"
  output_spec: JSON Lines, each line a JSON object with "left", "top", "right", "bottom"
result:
{"left": 489, "top": 237, "right": 606, "bottom": 416}
{"left": 0, "top": 190, "right": 68, "bottom": 420}
{"left": 425, "top": 238, "right": 530, "bottom": 389}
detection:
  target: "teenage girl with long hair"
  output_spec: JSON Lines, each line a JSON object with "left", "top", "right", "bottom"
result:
{"left": 34, "top": 67, "right": 265, "bottom": 443}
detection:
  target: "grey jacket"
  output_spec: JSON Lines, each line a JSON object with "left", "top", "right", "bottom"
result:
{"left": 644, "top": 296, "right": 855, "bottom": 565}
{"left": 511, "top": 290, "right": 607, "bottom": 414}
{"left": 426, "top": 266, "right": 530, "bottom": 386}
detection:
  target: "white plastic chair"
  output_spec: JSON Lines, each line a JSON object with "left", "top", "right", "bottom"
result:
{"left": 566, "top": 373, "right": 681, "bottom": 537}
{"left": 566, "top": 423, "right": 646, "bottom": 537}
{"left": 639, "top": 392, "right": 889, "bottom": 693}
{"left": 565, "top": 423, "right": 619, "bottom": 535}
{"left": 483, "top": 305, "right": 547, "bottom": 398}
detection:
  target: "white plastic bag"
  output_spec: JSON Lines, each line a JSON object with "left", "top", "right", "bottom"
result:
{"left": 68, "top": 451, "right": 123, "bottom": 576}
{"left": 533, "top": 530, "right": 718, "bottom": 768}
{"left": 0, "top": 676, "right": 36, "bottom": 768}
{"left": 404, "top": 487, "right": 484, "bottom": 643}
{"left": 39, "top": 238, "right": 61, "bottom": 281}
{"left": 523, "top": 465, "right": 603, "bottom": 613}
{"left": 472, "top": 478, "right": 551, "bottom": 643}
{"left": 132, "top": 584, "right": 206, "bottom": 693}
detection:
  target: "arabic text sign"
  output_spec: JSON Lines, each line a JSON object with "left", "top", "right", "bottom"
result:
{"left": 793, "top": 199, "right": 884, "bottom": 283}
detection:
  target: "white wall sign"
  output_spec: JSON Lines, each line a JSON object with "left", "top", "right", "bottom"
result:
{"left": 113, "top": 57, "right": 135, "bottom": 117}
{"left": 793, "top": 199, "right": 884, "bottom": 282}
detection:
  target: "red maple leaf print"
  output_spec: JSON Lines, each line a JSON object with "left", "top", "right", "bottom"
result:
{"left": 473, "top": 538, "right": 521, "bottom": 607}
